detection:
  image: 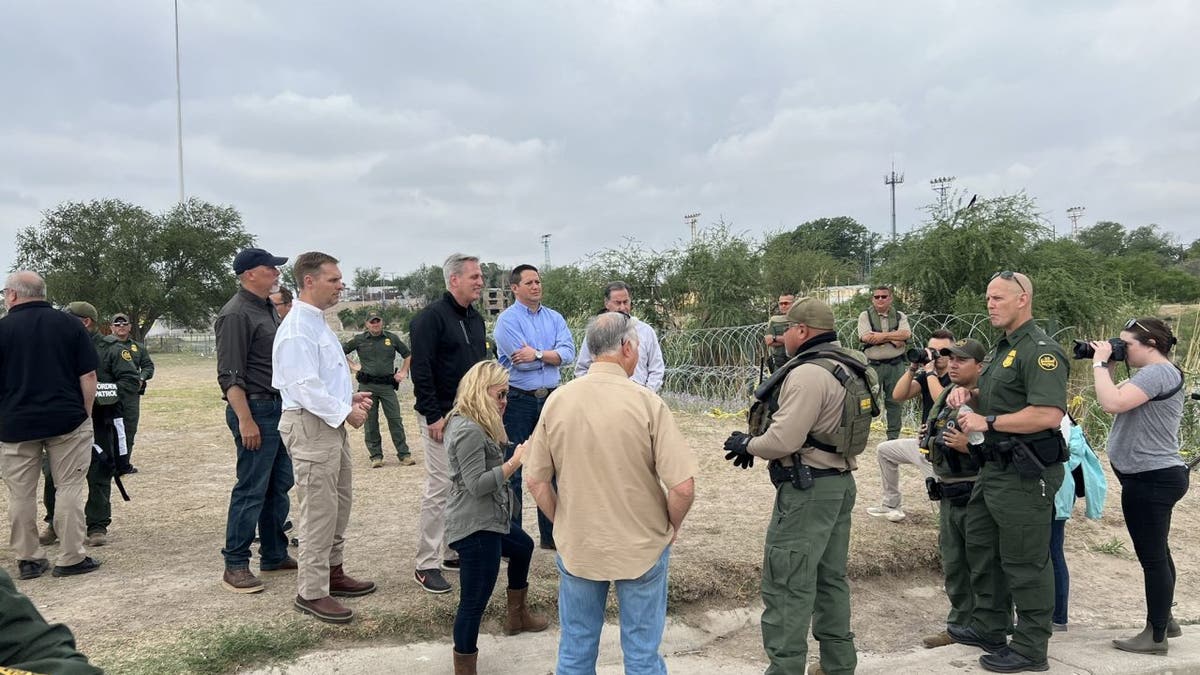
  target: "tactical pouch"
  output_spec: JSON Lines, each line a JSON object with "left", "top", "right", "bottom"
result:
{"left": 941, "top": 480, "right": 974, "bottom": 507}
{"left": 1029, "top": 434, "right": 1068, "bottom": 465}
{"left": 1007, "top": 439, "right": 1046, "bottom": 480}
{"left": 925, "top": 476, "right": 942, "bottom": 501}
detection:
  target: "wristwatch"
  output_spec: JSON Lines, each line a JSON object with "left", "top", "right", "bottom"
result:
{"left": 534, "top": 349, "right": 544, "bottom": 361}
{"left": 1093, "top": 361, "right": 1107, "bottom": 369}
{"left": 985, "top": 415, "right": 997, "bottom": 433}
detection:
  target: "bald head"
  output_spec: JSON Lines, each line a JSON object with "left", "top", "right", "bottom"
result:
{"left": 3, "top": 271, "right": 46, "bottom": 308}
{"left": 986, "top": 270, "right": 1034, "bottom": 333}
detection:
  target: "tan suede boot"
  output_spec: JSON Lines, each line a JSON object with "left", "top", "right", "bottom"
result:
{"left": 453, "top": 650, "right": 477, "bottom": 675}
{"left": 505, "top": 587, "right": 550, "bottom": 635}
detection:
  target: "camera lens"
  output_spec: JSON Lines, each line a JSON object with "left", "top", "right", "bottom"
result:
{"left": 906, "top": 347, "right": 930, "bottom": 364}
{"left": 1072, "top": 340, "right": 1094, "bottom": 360}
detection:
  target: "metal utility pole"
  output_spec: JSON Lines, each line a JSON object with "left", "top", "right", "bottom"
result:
{"left": 884, "top": 165, "right": 904, "bottom": 240}
{"left": 930, "top": 176, "right": 956, "bottom": 220}
{"left": 684, "top": 212, "right": 701, "bottom": 242}
{"left": 1067, "top": 206, "right": 1086, "bottom": 238}
{"left": 541, "top": 234, "right": 552, "bottom": 271}
{"left": 174, "top": 0, "right": 185, "bottom": 205}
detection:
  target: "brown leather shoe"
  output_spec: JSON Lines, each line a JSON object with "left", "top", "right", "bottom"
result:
{"left": 453, "top": 650, "right": 478, "bottom": 675}
{"left": 330, "top": 564, "right": 377, "bottom": 597}
{"left": 222, "top": 568, "right": 265, "bottom": 594}
{"left": 261, "top": 556, "right": 298, "bottom": 572}
{"left": 505, "top": 586, "right": 549, "bottom": 635}
{"left": 295, "top": 595, "right": 353, "bottom": 623}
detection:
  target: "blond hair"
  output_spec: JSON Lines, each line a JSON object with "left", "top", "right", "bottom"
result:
{"left": 448, "top": 361, "right": 509, "bottom": 444}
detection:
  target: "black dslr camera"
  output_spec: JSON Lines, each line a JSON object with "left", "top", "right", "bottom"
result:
{"left": 906, "top": 347, "right": 938, "bottom": 365}
{"left": 1072, "top": 338, "right": 1126, "bottom": 362}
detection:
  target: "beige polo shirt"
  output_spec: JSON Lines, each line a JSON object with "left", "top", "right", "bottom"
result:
{"left": 524, "top": 361, "right": 697, "bottom": 581}
{"left": 748, "top": 360, "right": 855, "bottom": 471}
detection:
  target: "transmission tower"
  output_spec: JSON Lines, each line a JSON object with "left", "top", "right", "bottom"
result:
{"left": 1067, "top": 206, "right": 1086, "bottom": 238}
{"left": 684, "top": 212, "right": 701, "bottom": 242}
{"left": 930, "top": 176, "right": 956, "bottom": 219}
{"left": 541, "top": 234, "right": 552, "bottom": 271}
{"left": 884, "top": 165, "right": 904, "bottom": 240}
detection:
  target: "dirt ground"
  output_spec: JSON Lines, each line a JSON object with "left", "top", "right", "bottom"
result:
{"left": 2, "top": 353, "right": 1197, "bottom": 673}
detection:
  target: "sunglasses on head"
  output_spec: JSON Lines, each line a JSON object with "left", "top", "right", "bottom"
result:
{"left": 1124, "top": 318, "right": 1151, "bottom": 333}
{"left": 990, "top": 270, "right": 1027, "bottom": 294}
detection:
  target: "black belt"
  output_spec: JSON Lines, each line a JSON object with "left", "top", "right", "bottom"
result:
{"left": 510, "top": 386, "right": 555, "bottom": 399}
{"left": 868, "top": 357, "right": 903, "bottom": 366}
{"left": 810, "top": 467, "right": 849, "bottom": 478}
{"left": 247, "top": 392, "right": 281, "bottom": 401}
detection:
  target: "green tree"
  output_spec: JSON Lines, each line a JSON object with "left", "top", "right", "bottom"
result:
{"left": 659, "top": 222, "right": 763, "bottom": 328}
{"left": 539, "top": 263, "right": 601, "bottom": 321}
{"left": 587, "top": 239, "right": 673, "bottom": 329}
{"left": 15, "top": 198, "right": 254, "bottom": 339}
{"left": 1125, "top": 224, "right": 1183, "bottom": 264}
{"left": 394, "top": 264, "right": 446, "bottom": 305}
{"left": 760, "top": 233, "right": 859, "bottom": 299}
{"left": 779, "top": 216, "right": 878, "bottom": 277}
{"left": 352, "top": 266, "right": 384, "bottom": 289}
{"left": 1075, "top": 221, "right": 1126, "bottom": 257}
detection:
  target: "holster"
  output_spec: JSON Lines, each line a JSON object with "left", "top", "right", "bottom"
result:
{"left": 940, "top": 480, "right": 974, "bottom": 507}
{"left": 925, "top": 477, "right": 943, "bottom": 501}
{"left": 357, "top": 371, "right": 398, "bottom": 389}
{"left": 1002, "top": 438, "right": 1046, "bottom": 480}
{"left": 768, "top": 458, "right": 814, "bottom": 491}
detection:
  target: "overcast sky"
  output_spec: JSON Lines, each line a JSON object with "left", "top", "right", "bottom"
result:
{"left": 3, "top": 1, "right": 1198, "bottom": 281}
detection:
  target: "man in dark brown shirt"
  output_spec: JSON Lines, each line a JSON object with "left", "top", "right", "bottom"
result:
{"left": 216, "top": 247, "right": 296, "bottom": 594}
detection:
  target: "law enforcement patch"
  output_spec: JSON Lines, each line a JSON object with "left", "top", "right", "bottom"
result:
{"left": 1001, "top": 349, "right": 1017, "bottom": 368}
{"left": 121, "top": 350, "right": 133, "bottom": 361}
{"left": 384, "top": 339, "right": 392, "bottom": 346}
{"left": 131, "top": 344, "right": 139, "bottom": 352}
{"left": 1037, "top": 354, "right": 1059, "bottom": 371}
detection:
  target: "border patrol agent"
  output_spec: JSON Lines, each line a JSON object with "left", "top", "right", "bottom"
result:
{"left": 764, "top": 293, "right": 795, "bottom": 373}
{"left": 44, "top": 302, "right": 140, "bottom": 548}
{"left": 857, "top": 286, "right": 912, "bottom": 440}
{"left": 343, "top": 310, "right": 413, "bottom": 467}
{"left": 948, "top": 271, "right": 1067, "bottom": 673}
{"left": 724, "top": 297, "right": 875, "bottom": 675}
{"left": 110, "top": 312, "right": 154, "bottom": 472}
{"left": 920, "top": 338, "right": 986, "bottom": 649}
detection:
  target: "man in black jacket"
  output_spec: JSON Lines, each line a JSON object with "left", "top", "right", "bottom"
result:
{"left": 409, "top": 253, "right": 487, "bottom": 593}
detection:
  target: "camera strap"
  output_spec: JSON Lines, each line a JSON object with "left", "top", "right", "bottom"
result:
{"left": 1149, "top": 364, "right": 1185, "bottom": 402}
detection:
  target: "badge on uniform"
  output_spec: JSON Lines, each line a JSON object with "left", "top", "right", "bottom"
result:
{"left": 131, "top": 344, "right": 139, "bottom": 352}
{"left": 121, "top": 350, "right": 133, "bottom": 361}
{"left": 1001, "top": 349, "right": 1017, "bottom": 368}
{"left": 1037, "top": 354, "right": 1058, "bottom": 371}
{"left": 384, "top": 339, "right": 392, "bottom": 346}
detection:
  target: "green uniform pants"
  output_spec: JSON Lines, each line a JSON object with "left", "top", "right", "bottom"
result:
{"left": 762, "top": 472, "right": 857, "bottom": 675}
{"left": 359, "top": 381, "right": 410, "bottom": 459}
{"left": 0, "top": 569, "right": 102, "bottom": 674}
{"left": 938, "top": 494, "right": 974, "bottom": 627}
{"left": 873, "top": 360, "right": 906, "bottom": 439}
{"left": 965, "top": 460, "right": 1063, "bottom": 661}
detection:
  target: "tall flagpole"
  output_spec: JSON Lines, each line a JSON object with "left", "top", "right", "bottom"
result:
{"left": 174, "top": 0, "right": 185, "bottom": 205}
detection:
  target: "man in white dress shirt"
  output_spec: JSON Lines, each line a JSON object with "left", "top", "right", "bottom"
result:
{"left": 273, "top": 251, "right": 376, "bottom": 624}
{"left": 574, "top": 281, "right": 666, "bottom": 392}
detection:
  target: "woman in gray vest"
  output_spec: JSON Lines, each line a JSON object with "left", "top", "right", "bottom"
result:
{"left": 1090, "top": 317, "right": 1188, "bottom": 655}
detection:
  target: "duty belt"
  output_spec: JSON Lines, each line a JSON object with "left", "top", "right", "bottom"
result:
{"left": 868, "top": 356, "right": 903, "bottom": 366}
{"left": 768, "top": 462, "right": 848, "bottom": 489}
{"left": 510, "top": 386, "right": 555, "bottom": 399}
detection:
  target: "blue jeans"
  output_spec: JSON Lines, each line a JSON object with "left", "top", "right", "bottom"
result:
{"left": 502, "top": 390, "right": 554, "bottom": 546}
{"left": 1050, "top": 518, "right": 1068, "bottom": 625}
{"left": 448, "top": 525, "right": 535, "bottom": 654}
{"left": 556, "top": 547, "right": 670, "bottom": 675}
{"left": 222, "top": 399, "right": 294, "bottom": 569}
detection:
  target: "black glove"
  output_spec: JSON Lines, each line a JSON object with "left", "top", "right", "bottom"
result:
{"left": 723, "top": 431, "right": 754, "bottom": 469}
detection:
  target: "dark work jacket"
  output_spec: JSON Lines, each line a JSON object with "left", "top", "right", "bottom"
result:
{"left": 410, "top": 292, "right": 487, "bottom": 425}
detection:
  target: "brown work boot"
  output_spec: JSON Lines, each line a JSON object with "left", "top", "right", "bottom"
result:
{"left": 260, "top": 556, "right": 298, "bottom": 572}
{"left": 222, "top": 568, "right": 265, "bottom": 594}
{"left": 38, "top": 525, "right": 57, "bottom": 546}
{"left": 807, "top": 664, "right": 826, "bottom": 675}
{"left": 330, "top": 564, "right": 377, "bottom": 597}
{"left": 295, "top": 595, "right": 353, "bottom": 623}
{"left": 453, "top": 650, "right": 478, "bottom": 675}
{"left": 505, "top": 586, "right": 549, "bottom": 635}
{"left": 85, "top": 530, "right": 107, "bottom": 547}
{"left": 923, "top": 629, "right": 953, "bottom": 648}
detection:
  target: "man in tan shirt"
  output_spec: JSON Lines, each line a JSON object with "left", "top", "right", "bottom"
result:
{"left": 857, "top": 285, "right": 912, "bottom": 439}
{"left": 525, "top": 312, "right": 697, "bottom": 675}
{"left": 724, "top": 297, "right": 863, "bottom": 675}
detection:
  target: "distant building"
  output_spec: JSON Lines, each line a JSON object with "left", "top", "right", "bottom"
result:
{"left": 481, "top": 287, "right": 511, "bottom": 316}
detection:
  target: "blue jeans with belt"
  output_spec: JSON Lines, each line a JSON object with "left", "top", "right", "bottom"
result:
{"left": 221, "top": 398, "right": 294, "bottom": 570}
{"left": 503, "top": 388, "right": 553, "bottom": 546}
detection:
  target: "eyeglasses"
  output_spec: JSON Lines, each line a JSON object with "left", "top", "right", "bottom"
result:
{"left": 112, "top": 321, "right": 130, "bottom": 326}
{"left": 990, "top": 270, "right": 1028, "bottom": 294}
{"left": 872, "top": 294, "right": 889, "bottom": 300}
{"left": 1124, "top": 318, "right": 1151, "bottom": 333}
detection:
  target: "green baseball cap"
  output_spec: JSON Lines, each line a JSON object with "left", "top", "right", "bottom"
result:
{"left": 65, "top": 301, "right": 98, "bottom": 322}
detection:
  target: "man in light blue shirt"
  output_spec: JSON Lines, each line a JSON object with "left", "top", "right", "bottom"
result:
{"left": 494, "top": 264, "right": 575, "bottom": 548}
{"left": 575, "top": 281, "right": 665, "bottom": 392}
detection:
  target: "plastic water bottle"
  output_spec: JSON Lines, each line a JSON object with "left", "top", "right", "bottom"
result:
{"left": 959, "top": 405, "right": 987, "bottom": 445}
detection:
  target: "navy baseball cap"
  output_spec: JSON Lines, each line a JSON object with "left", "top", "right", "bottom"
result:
{"left": 233, "top": 248, "right": 288, "bottom": 275}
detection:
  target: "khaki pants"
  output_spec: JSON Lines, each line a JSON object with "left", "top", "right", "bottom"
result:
{"left": 413, "top": 422, "right": 456, "bottom": 570}
{"left": 0, "top": 420, "right": 92, "bottom": 567}
{"left": 875, "top": 438, "right": 934, "bottom": 509}
{"left": 279, "top": 409, "right": 353, "bottom": 600}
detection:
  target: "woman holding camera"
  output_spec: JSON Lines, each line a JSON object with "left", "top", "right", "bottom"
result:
{"left": 444, "top": 361, "right": 549, "bottom": 675}
{"left": 1091, "top": 317, "right": 1188, "bottom": 655}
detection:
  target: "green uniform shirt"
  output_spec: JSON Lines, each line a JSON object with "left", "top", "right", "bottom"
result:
{"left": 343, "top": 330, "right": 411, "bottom": 376}
{"left": 977, "top": 319, "right": 1067, "bottom": 442}
{"left": 115, "top": 337, "right": 155, "bottom": 382}
{"left": 93, "top": 332, "right": 141, "bottom": 405}
{"left": 766, "top": 315, "right": 790, "bottom": 365}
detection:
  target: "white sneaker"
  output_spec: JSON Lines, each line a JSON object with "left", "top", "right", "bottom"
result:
{"left": 866, "top": 505, "right": 906, "bottom": 522}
